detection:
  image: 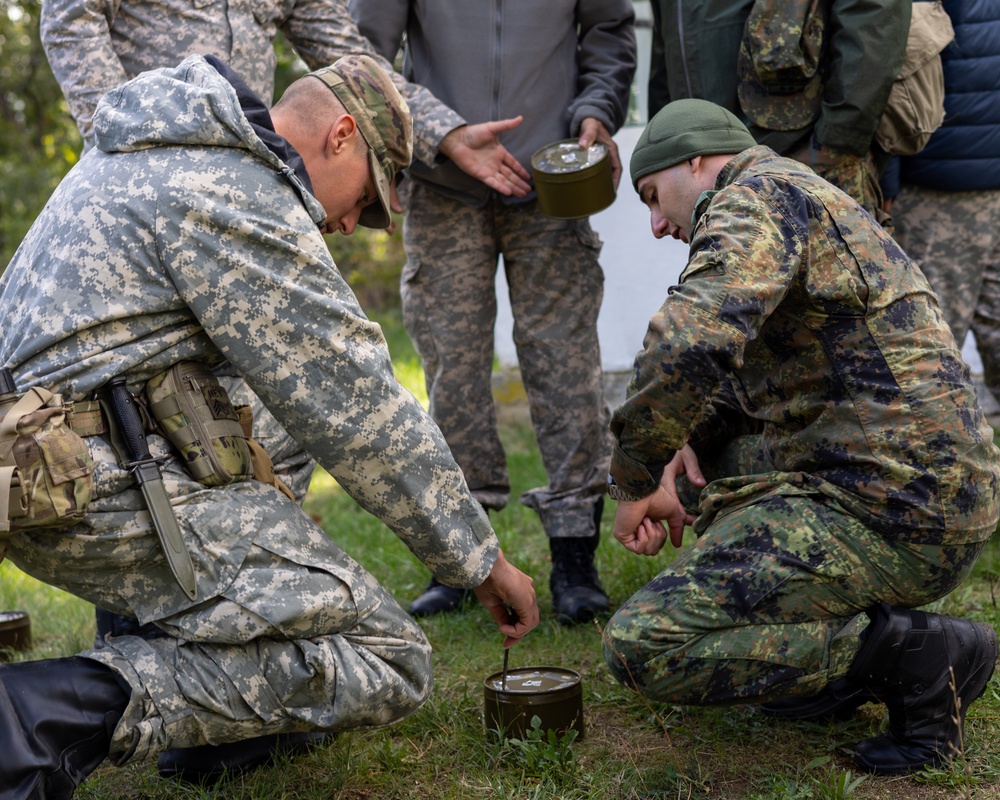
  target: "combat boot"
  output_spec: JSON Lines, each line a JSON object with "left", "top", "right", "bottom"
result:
{"left": 550, "top": 499, "right": 609, "bottom": 625}
{"left": 94, "top": 607, "right": 166, "bottom": 647}
{"left": 0, "top": 656, "right": 130, "bottom": 799}
{"left": 549, "top": 534, "right": 609, "bottom": 624}
{"left": 850, "top": 603, "right": 997, "bottom": 775}
{"left": 550, "top": 497, "right": 610, "bottom": 625}
{"left": 407, "top": 577, "right": 470, "bottom": 617}
{"left": 158, "top": 731, "right": 330, "bottom": 785}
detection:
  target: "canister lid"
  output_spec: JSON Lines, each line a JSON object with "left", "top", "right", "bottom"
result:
{"left": 485, "top": 667, "right": 581, "bottom": 694}
{"left": 531, "top": 141, "right": 608, "bottom": 175}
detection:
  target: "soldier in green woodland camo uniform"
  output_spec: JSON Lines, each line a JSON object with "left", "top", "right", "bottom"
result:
{"left": 601, "top": 99, "right": 999, "bottom": 776}
{"left": 0, "top": 54, "right": 539, "bottom": 799}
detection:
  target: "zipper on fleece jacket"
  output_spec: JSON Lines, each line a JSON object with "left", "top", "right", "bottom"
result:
{"left": 491, "top": 0, "right": 503, "bottom": 123}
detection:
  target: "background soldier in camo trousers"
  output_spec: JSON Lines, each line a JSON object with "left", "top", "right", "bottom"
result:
{"left": 0, "top": 55, "right": 538, "bottom": 799}
{"left": 881, "top": 0, "right": 1000, "bottom": 421}
{"left": 351, "top": 0, "right": 636, "bottom": 624}
{"left": 603, "top": 99, "right": 999, "bottom": 777}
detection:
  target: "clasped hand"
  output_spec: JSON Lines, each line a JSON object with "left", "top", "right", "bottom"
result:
{"left": 611, "top": 445, "right": 706, "bottom": 556}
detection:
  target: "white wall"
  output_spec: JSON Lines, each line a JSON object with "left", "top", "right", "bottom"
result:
{"left": 494, "top": 128, "right": 688, "bottom": 374}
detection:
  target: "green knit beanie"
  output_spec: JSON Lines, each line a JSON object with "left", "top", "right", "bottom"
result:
{"left": 630, "top": 99, "right": 758, "bottom": 191}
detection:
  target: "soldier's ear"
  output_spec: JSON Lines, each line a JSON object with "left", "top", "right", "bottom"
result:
{"left": 328, "top": 113, "right": 359, "bottom": 156}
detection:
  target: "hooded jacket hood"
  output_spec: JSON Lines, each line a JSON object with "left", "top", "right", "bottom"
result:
{"left": 95, "top": 55, "right": 258, "bottom": 153}
{"left": 92, "top": 55, "right": 325, "bottom": 223}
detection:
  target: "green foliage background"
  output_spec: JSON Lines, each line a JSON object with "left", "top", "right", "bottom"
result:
{"left": 0, "top": 4, "right": 406, "bottom": 308}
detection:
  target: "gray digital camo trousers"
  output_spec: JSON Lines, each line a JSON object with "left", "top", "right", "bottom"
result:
{"left": 399, "top": 180, "right": 613, "bottom": 539}
{"left": 602, "top": 435, "right": 989, "bottom": 705}
{"left": 6, "top": 432, "right": 431, "bottom": 765}
{"left": 891, "top": 184, "right": 1000, "bottom": 403}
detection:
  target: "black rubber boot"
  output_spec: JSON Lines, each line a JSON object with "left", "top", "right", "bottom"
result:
{"left": 0, "top": 656, "right": 130, "bottom": 799}
{"left": 549, "top": 500, "right": 609, "bottom": 625}
{"left": 851, "top": 603, "right": 998, "bottom": 775}
{"left": 407, "top": 577, "right": 470, "bottom": 618}
{"left": 158, "top": 731, "right": 330, "bottom": 785}
{"left": 759, "top": 677, "right": 877, "bottom": 721}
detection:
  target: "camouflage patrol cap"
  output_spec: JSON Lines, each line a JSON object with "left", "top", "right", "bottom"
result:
{"left": 630, "top": 99, "right": 757, "bottom": 190}
{"left": 307, "top": 55, "right": 413, "bottom": 230}
{"left": 736, "top": 0, "right": 825, "bottom": 132}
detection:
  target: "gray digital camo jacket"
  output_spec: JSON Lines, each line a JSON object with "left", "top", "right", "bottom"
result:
{"left": 0, "top": 55, "right": 497, "bottom": 587}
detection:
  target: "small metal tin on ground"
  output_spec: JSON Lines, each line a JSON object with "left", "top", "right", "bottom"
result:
{"left": 483, "top": 666, "right": 584, "bottom": 739}
{"left": 531, "top": 140, "right": 615, "bottom": 219}
{"left": 0, "top": 610, "right": 31, "bottom": 660}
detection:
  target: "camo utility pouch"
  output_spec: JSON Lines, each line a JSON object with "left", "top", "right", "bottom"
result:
{"left": 146, "top": 362, "right": 254, "bottom": 486}
{"left": 0, "top": 386, "right": 95, "bottom": 535}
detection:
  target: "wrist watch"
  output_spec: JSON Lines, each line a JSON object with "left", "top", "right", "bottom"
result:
{"left": 606, "top": 474, "right": 645, "bottom": 502}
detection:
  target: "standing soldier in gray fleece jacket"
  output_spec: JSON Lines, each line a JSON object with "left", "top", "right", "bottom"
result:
{"left": 351, "top": 0, "right": 637, "bottom": 625}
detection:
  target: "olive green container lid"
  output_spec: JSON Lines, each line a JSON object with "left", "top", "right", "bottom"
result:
{"left": 483, "top": 666, "right": 584, "bottom": 740}
{"left": 531, "top": 140, "right": 615, "bottom": 219}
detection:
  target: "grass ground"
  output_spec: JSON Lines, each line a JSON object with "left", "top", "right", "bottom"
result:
{"left": 2, "top": 310, "right": 999, "bottom": 799}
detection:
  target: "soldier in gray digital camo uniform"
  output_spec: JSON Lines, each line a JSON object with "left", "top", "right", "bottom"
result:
{"left": 0, "top": 54, "right": 539, "bottom": 800}
{"left": 351, "top": 0, "right": 636, "bottom": 624}
{"left": 601, "top": 99, "right": 999, "bottom": 776}
{"left": 40, "top": 0, "right": 536, "bottom": 777}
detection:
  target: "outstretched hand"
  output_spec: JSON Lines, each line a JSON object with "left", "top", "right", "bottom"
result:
{"left": 474, "top": 549, "right": 540, "bottom": 648}
{"left": 611, "top": 446, "right": 706, "bottom": 555}
{"left": 439, "top": 118, "right": 533, "bottom": 198}
{"left": 578, "top": 117, "right": 624, "bottom": 190}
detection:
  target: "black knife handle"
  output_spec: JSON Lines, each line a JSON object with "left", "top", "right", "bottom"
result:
{"left": 105, "top": 376, "right": 152, "bottom": 465}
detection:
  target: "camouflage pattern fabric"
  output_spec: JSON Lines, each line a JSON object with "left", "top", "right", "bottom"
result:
{"left": 604, "top": 145, "right": 999, "bottom": 707}
{"left": 891, "top": 184, "right": 1000, "bottom": 402}
{"left": 40, "top": 0, "right": 462, "bottom": 163}
{"left": 787, "top": 136, "right": 891, "bottom": 229}
{"left": 0, "top": 56, "right": 495, "bottom": 761}
{"left": 40, "top": 0, "right": 465, "bottom": 502}
{"left": 602, "top": 484, "right": 988, "bottom": 705}
{"left": 736, "top": 0, "right": 825, "bottom": 132}
{"left": 399, "top": 180, "right": 613, "bottom": 538}
{"left": 23, "top": 433, "right": 434, "bottom": 762}
{"left": 611, "top": 146, "right": 1000, "bottom": 546}
{"left": 0, "top": 396, "right": 94, "bottom": 531}
{"left": 218, "top": 374, "right": 314, "bottom": 501}
{"left": 306, "top": 55, "right": 413, "bottom": 230}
